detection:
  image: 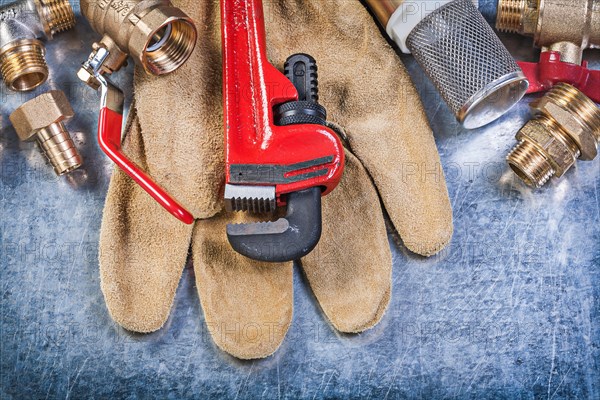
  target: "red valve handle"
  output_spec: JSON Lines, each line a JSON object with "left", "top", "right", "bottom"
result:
{"left": 518, "top": 51, "right": 600, "bottom": 103}
{"left": 98, "top": 107, "right": 195, "bottom": 224}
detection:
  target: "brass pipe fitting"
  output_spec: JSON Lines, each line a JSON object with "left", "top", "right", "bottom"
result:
{"left": 0, "top": 0, "right": 75, "bottom": 91}
{"left": 9, "top": 90, "right": 83, "bottom": 175}
{"left": 497, "top": 0, "right": 600, "bottom": 65}
{"left": 507, "top": 83, "right": 600, "bottom": 188}
{"left": 78, "top": 0, "right": 197, "bottom": 85}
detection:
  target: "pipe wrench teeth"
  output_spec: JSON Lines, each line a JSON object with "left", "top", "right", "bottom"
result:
{"left": 224, "top": 184, "right": 276, "bottom": 213}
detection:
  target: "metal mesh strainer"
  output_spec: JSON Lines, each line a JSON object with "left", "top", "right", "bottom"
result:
{"left": 406, "top": 0, "right": 528, "bottom": 129}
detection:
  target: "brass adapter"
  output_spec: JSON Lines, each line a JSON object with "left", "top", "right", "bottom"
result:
{"left": 507, "top": 83, "right": 600, "bottom": 188}
{"left": 0, "top": 0, "right": 75, "bottom": 91}
{"left": 78, "top": 0, "right": 197, "bottom": 86}
{"left": 10, "top": 90, "right": 83, "bottom": 175}
{"left": 497, "top": 0, "right": 600, "bottom": 65}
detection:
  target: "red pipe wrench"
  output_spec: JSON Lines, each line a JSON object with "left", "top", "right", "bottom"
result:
{"left": 221, "top": 0, "right": 344, "bottom": 262}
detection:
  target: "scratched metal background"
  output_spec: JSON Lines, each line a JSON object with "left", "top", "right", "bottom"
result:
{"left": 1, "top": 1, "right": 599, "bottom": 399}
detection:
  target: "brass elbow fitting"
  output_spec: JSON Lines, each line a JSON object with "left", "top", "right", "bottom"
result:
{"left": 507, "top": 83, "right": 600, "bottom": 188}
{"left": 9, "top": 90, "right": 83, "bottom": 175}
{"left": 0, "top": 0, "right": 75, "bottom": 91}
{"left": 78, "top": 0, "right": 197, "bottom": 86}
{"left": 497, "top": 0, "right": 600, "bottom": 65}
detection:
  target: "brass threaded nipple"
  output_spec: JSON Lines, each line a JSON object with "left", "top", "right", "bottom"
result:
{"left": 507, "top": 83, "right": 600, "bottom": 188}
{"left": 39, "top": 0, "right": 76, "bottom": 35}
{"left": 507, "top": 140, "right": 555, "bottom": 188}
{"left": 496, "top": 0, "right": 525, "bottom": 33}
{"left": 0, "top": 40, "right": 48, "bottom": 91}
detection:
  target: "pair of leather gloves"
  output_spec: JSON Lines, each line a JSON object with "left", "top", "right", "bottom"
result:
{"left": 98, "top": 0, "right": 453, "bottom": 359}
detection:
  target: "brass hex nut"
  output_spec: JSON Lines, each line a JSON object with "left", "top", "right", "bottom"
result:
{"left": 9, "top": 90, "right": 74, "bottom": 142}
{"left": 516, "top": 118, "right": 578, "bottom": 177}
{"left": 531, "top": 95, "right": 600, "bottom": 161}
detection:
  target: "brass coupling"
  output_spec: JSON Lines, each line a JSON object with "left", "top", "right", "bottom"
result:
{"left": 507, "top": 83, "right": 600, "bottom": 188}
{"left": 9, "top": 90, "right": 83, "bottom": 175}
{"left": 497, "top": 0, "right": 600, "bottom": 65}
{"left": 0, "top": 0, "right": 75, "bottom": 91}
{"left": 78, "top": 0, "right": 197, "bottom": 87}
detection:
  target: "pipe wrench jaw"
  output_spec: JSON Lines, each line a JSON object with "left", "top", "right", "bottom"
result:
{"left": 79, "top": 47, "right": 195, "bottom": 224}
{"left": 223, "top": 126, "right": 343, "bottom": 262}
{"left": 225, "top": 184, "right": 323, "bottom": 263}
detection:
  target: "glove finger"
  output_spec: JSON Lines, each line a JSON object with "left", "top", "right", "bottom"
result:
{"left": 99, "top": 113, "right": 194, "bottom": 332}
{"left": 132, "top": 0, "right": 224, "bottom": 218}
{"left": 192, "top": 214, "right": 293, "bottom": 360}
{"left": 301, "top": 150, "right": 391, "bottom": 333}
{"left": 264, "top": 0, "right": 453, "bottom": 256}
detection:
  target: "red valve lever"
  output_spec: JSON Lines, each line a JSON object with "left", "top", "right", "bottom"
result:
{"left": 97, "top": 103, "right": 194, "bottom": 225}
{"left": 518, "top": 51, "right": 600, "bottom": 103}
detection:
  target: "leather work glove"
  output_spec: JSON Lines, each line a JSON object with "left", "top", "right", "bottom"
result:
{"left": 99, "top": 0, "right": 453, "bottom": 359}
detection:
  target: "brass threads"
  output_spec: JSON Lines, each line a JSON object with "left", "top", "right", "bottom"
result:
{"left": 0, "top": 0, "right": 75, "bottom": 91}
{"left": 507, "top": 140, "right": 555, "bottom": 188}
{"left": 79, "top": 0, "right": 197, "bottom": 82}
{"left": 496, "top": 0, "right": 527, "bottom": 33}
{"left": 0, "top": 40, "right": 48, "bottom": 91}
{"left": 39, "top": 0, "right": 76, "bottom": 35}
{"left": 507, "top": 84, "right": 600, "bottom": 188}
{"left": 496, "top": 0, "right": 599, "bottom": 64}
{"left": 143, "top": 20, "right": 197, "bottom": 75}
{"left": 9, "top": 90, "right": 83, "bottom": 176}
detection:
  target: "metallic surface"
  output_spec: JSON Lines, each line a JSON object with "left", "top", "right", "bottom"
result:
{"left": 0, "top": 0, "right": 74, "bottom": 90}
{"left": 9, "top": 89, "right": 82, "bottom": 175}
{"left": 497, "top": 0, "right": 600, "bottom": 63}
{"left": 507, "top": 84, "right": 600, "bottom": 187}
{"left": 79, "top": 0, "right": 197, "bottom": 76}
{"left": 406, "top": 0, "right": 528, "bottom": 129}
{"left": 1, "top": 2, "right": 600, "bottom": 398}
{"left": 224, "top": 184, "right": 277, "bottom": 213}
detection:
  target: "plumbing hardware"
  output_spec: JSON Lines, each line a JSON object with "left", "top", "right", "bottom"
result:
{"left": 78, "top": 0, "right": 198, "bottom": 224}
{"left": 0, "top": 0, "right": 75, "bottom": 91}
{"left": 507, "top": 83, "right": 600, "bottom": 188}
{"left": 10, "top": 90, "right": 83, "bottom": 175}
{"left": 365, "top": 0, "right": 528, "bottom": 129}
{"left": 497, "top": 0, "right": 600, "bottom": 102}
